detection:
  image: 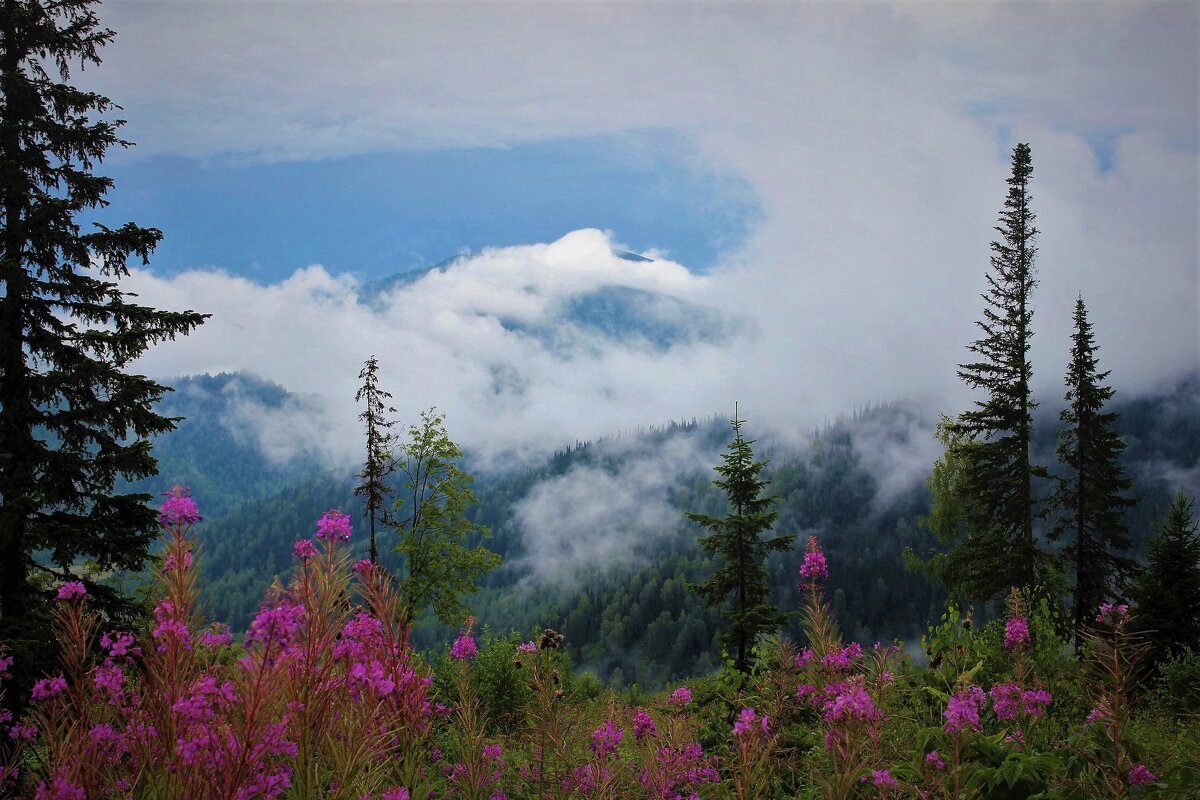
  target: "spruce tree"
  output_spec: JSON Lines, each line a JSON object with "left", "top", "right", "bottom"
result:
{"left": 947, "top": 142, "right": 1047, "bottom": 604}
{"left": 687, "top": 411, "right": 794, "bottom": 672}
{"left": 0, "top": 0, "right": 206, "bottom": 695}
{"left": 1131, "top": 493, "right": 1200, "bottom": 668}
{"left": 354, "top": 355, "right": 396, "bottom": 564}
{"left": 1049, "top": 296, "right": 1136, "bottom": 646}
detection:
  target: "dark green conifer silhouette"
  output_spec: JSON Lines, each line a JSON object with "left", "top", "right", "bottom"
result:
{"left": 1049, "top": 296, "right": 1136, "bottom": 646}
{"left": 0, "top": 0, "right": 207, "bottom": 697}
{"left": 1132, "top": 493, "right": 1200, "bottom": 668}
{"left": 945, "top": 143, "right": 1048, "bottom": 604}
{"left": 354, "top": 355, "right": 396, "bottom": 564}
{"left": 687, "top": 410, "right": 793, "bottom": 672}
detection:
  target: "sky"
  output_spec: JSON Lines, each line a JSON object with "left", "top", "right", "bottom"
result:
{"left": 75, "top": 1, "right": 1198, "bottom": 469}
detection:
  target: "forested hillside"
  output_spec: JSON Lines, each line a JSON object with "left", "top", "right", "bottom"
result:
{"left": 131, "top": 370, "right": 1200, "bottom": 688}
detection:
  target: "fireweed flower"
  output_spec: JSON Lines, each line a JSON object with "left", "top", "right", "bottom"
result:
{"left": 796, "top": 648, "right": 815, "bottom": 670}
{"left": 162, "top": 550, "right": 193, "bottom": 573}
{"left": 1096, "top": 603, "right": 1130, "bottom": 626}
{"left": 315, "top": 509, "right": 352, "bottom": 543}
{"left": 292, "top": 539, "right": 319, "bottom": 560}
{"left": 822, "top": 681, "right": 880, "bottom": 724}
{"left": 200, "top": 625, "right": 233, "bottom": 648}
{"left": 381, "top": 789, "right": 410, "bottom": 800}
{"left": 822, "top": 642, "right": 863, "bottom": 673}
{"left": 1004, "top": 617, "right": 1031, "bottom": 652}
{"left": 1128, "top": 764, "right": 1157, "bottom": 785}
{"left": 989, "top": 682, "right": 1052, "bottom": 720}
{"left": 517, "top": 641, "right": 538, "bottom": 655}
{"left": 591, "top": 720, "right": 623, "bottom": 758}
{"left": 943, "top": 686, "right": 985, "bottom": 734}
{"left": 799, "top": 535, "right": 829, "bottom": 589}
{"left": 55, "top": 581, "right": 88, "bottom": 601}
{"left": 732, "top": 707, "right": 769, "bottom": 737}
{"left": 668, "top": 686, "right": 692, "bottom": 706}
{"left": 633, "top": 708, "right": 658, "bottom": 742}
{"left": 925, "top": 751, "right": 946, "bottom": 770}
{"left": 451, "top": 629, "right": 477, "bottom": 661}
{"left": 861, "top": 770, "right": 897, "bottom": 788}
{"left": 31, "top": 675, "right": 67, "bottom": 702}
{"left": 34, "top": 774, "right": 86, "bottom": 800}
{"left": 247, "top": 601, "right": 307, "bottom": 648}
{"left": 351, "top": 559, "right": 373, "bottom": 575}
{"left": 159, "top": 486, "right": 201, "bottom": 526}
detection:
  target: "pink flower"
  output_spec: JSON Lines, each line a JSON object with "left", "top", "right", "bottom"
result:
{"left": 200, "top": 625, "right": 233, "bottom": 647}
{"left": 159, "top": 486, "right": 201, "bottom": 526}
{"left": 732, "top": 707, "right": 768, "bottom": 737}
{"left": 796, "top": 648, "right": 815, "bottom": 670}
{"left": 590, "top": 720, "right": 623, "bottom": 758}
{"left": 822, "top": 682, "right": 879, "bottom": 723}
{"left": 1004, "top": 617, "right": 1030, "bottom": 652}
{"left": 633, "top": 708, "right": 658, "bottom": 742}
{"left": 861, "top": 769, "right": 897, "bottom": 787}
{"left": 292, "top": 539, "right": 318, "bottom": 560}
{"left": 517, "top": 640, "right": 538, "bottom": 654}
{"left": 31, "top": 675, "right": 67, "bottom": 702}
{"left": 315, "top": 509, "right": 352, "bottom": 542}
{"left": 247, "top": 601, "right": 307, "bottom": 648}
{"left": 34, "top": 774, "right": 85, "bottom": 800}
{"left": 943, "top": 686, "right": 985, "bottom": 734}
{"left": 450, "top": 631, "right": 477, "bottom": 661}
{"left": 1128, "top": 763, "right": 1157, "bottom": 786}
{"left": 55, "top": 581, "right": 88, "bottom": 601}
{"left": 925, "top": 750, "right": 946, "bottom": 770}
{"left": 1096, "top": 603, "right": 1130, "bottom": 626}
{"left": 668, "top": 686, "right": 692, "bottom": 706}
{"left": 382, "top": 790, "right": 410, "bottom": 800}
{"left": 352, "top": 559, "right": 373, "bottom": 575}
{"left": 799, "top": 535, "right": 829, "bottom": 588}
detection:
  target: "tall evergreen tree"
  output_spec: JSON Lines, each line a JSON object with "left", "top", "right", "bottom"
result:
{"left": 354, "top": 355, "right": 396, "bottom": 564}
{"left": 1049, "top": 296, "right": 1136, "bottom": 646}
{"left": 946, "top": 142, "right": 1047, "bottom": 604}
{"left": 0, "top": 0, "right": 206, "bottom": 696}
{"left": 1131, "top": 493, "right": 1200, "bottom": 668}
{"left": 687, "top": 411, "right": 793, "bottom": 672}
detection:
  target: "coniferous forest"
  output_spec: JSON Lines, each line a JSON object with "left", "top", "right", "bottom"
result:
{"left": 1, "top": 1, "right": 1199, "bottom": 798}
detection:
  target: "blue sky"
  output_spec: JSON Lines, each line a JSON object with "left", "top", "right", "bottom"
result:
{"left": 87, "top": 1, "right": 1197, "bottom": 466}
{"left": 91, "top": 132, "right": 757, "bottom": 282}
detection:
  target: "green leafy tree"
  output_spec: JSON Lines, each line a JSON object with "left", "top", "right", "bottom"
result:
{"left": 0, "top": 0, "right": 206, "bottom": 697}
{"left": 1049, "top": 296, "right": 1136, "bottom": 646}
{"left": 354, "top": 355, "right": 396, "bottom": 564}
{"left": 1131, "top": 493, "right": 1200, "bottom": 668}
{"left": 687, "top": 411, "right": 794, "bottom": 672}
{"left": 392, "top": 408, "right": 500, "bottom": 626}
{"left": 946, "top": 142, "right": 1048, "bottom": 605}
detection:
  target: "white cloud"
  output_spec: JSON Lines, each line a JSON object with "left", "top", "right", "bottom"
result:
{"left": 98, "top": 1, "right": 1195, "bottom": 470}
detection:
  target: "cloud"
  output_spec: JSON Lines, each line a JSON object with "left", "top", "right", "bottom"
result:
{"left": 99, "top": 2, "right": 1195, "bottom": 474}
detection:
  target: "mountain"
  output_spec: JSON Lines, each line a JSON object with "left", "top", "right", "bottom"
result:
{"left": 127, "top": 369, "right": 1200, "bottom": 688}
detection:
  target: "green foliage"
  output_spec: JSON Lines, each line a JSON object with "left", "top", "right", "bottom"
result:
{"left": 687, "top": 412, "right": 795, "bottom": 672}
{"left": 392, "top": 408, "right": 502, "bottom": 626}
{"left": 431, "top": 630, "right": 534, "bottom": 733}
{"left": 1049, "top": 296, "right": 1137, "bottom": 645}
{"left": 948, "top": 142, "right": 1050, "bottom": 606}
{"left": 1131, "top": 493, "right": 1200, "bottom": 669}
{"left": 1145, "top": 647, "right": 1200, "bottom": 721}
{"left": 354, "top": 356, "right": 397, "bottom": 565}
{"left": 0, "top": 0, "right": 207, "bottom": 698}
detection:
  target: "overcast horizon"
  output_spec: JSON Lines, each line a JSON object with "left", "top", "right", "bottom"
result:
{"left": 75, "top": 1, "right": 1198, "bottom": 466}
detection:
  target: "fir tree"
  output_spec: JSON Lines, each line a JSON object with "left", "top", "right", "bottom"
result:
{"left": 354, "top": 355, "right": 396, "bottom": 564}
{"left": 1049, "top": 296, "right": 1136, "bottom": 646}
{"left": 1131, "top": 493, "right": 1200, "bottom": 668}
{"left": 947, "top": 142, "right": 1048, "bottom": 604}
{"left": 687, "top": 411, "right": 794, "bottom": 672}
{"left": 0, "top": 0, "right": 206, "bottom": 698}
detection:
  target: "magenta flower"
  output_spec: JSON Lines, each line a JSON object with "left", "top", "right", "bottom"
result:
{"left": 796, "top": 647, "right": 815, "bottom": 670}
{"left": 1128, "top": 763, "right": 1157, "bottom": 786}
{"left": 55, "top": 581, "right": 88, "bottom": 602}
{"left": 668, "top": 686, "right": 692, "bottom": 706}
{"left": 943, "top": 686, "right": 985, "bottom": 734}
{"left": 590, "top": 720, "right": 623, "bottom": 758}
{"left": 633, "top": 708, "right": 658, "bottom": 742}
{"left": 292, "top": 539, "right": 319, "bottom": 560}
{"left": 352, "top": 558, "right": 373, "bottom": 575}
{"left": 798, "top": 535, "right": 829, "bottom": 588}
{"left": 159, "top": 486, "right": 201, "bottom": 526}
{"left": 200, "top": 625, "right": 233, "bottom": 648}
{"left": 1096, "top": 603, "right": 1130, "bottom": 626}
{"left": 34, "top": 774, "right": 86, "bottom": 800}
{"left": 450, "top": 631, "right": 477, "bottom": 661}
{"left": 247, "top": 600, "right": 307, "bottom": 647}
{"left": 31, "top": 675, "right": 67, "bottom": 703}
{"left": 822, "top": 682, "right": 879, "bottom": 723}
{"left": 1004, "top": 617, "right": 1031, "bottom": 652}
{"left": 925, "top": 750, "right": 946, "bottom": 770}
{"left": 861, "top": 769, "right": 897, "bottom": 787}
{"left": 732, "top": 707, "right": 769, "bottom": 737}
{"left": 382, "top": 790, "right": 410, "bottom": 800}
{"left": 315, "top": 509, "right": 352, "bottom": 542}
